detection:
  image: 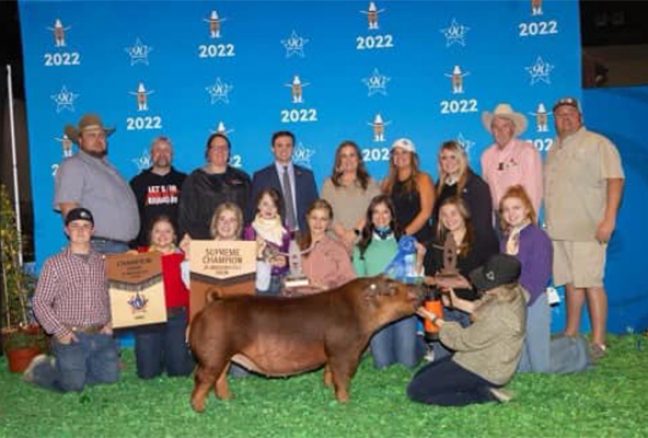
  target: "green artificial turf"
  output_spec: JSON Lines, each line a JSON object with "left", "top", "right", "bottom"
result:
{"left": 1, "top": 334, "right": 647, "bottom": 437}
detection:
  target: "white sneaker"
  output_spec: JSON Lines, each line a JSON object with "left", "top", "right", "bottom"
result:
{"left": 423, "top": 348, "right": 435, "bottom": 363}
{"left": 22, "top": 354, "right": 49, "bottom": 383}
{"left": 489, "top": 387, "right": 514, "bottom": 403}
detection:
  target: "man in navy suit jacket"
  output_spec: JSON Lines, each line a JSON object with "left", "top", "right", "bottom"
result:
{"left": 249, "top": 131, "right": 318, "bottom": 232}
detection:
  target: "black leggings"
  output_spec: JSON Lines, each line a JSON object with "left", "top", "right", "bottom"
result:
{"left": 407, "top": 356, "right": 497, "bottom": 406}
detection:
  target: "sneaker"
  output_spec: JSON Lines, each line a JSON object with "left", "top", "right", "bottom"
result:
{"left": 488, "top": 387, "right": 514, "bottom": 403}
{"left": 423, "top": 348, "right": 435, "bottom": 363}
{"left": 590, "top": 343, "right": 607, "bottom": 361}
{"left": 22, "top": 354, "right": 49, "bottom": 383}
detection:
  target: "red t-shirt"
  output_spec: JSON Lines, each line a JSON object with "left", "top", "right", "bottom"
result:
{"left": 138, "top": 247, "right": 189, "bottom": 309}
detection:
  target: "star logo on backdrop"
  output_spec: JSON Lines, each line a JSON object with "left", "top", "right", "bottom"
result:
{"left": 440, "top": 18, "right": 470, "bottom": 47}
{"left": 51, "top": 85, "right": 79, "bottom": 113}
{"left": 292, "top": 142, "right": 316, "bottom": 169}
{"left": 205, "top": 78, "right": 233, "bottom": 104}
{"left": 125, "top": 38, "right": 153, "bottom": 65}
{"left": 525, "top": 56, "right": 554, "bottom": 85}
{"left": 456, "top": 133, "right": 475, "bottom": 155}
{"left": 281, "top": 30, "right": 309, "bottom": 58}
{"left": 362, "top": 68, "right": 391, "bottom": 96}
{"left": 132, "top": 149, "right": 152, "bottom": 172}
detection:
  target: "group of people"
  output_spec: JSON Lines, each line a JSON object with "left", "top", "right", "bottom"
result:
{"left": 23, "top": 97, "right": 624, "bottom": 407}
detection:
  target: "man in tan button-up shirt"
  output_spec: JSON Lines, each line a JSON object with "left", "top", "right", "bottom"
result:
{"left": 544, "top": 97, "right": 624, "bottom": 358}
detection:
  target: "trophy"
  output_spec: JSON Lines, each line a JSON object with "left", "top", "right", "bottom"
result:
{"left": 284, "top": 238, "right": 310, "bottom": 288}
{"left": 433, "top": 233, "right": 466, "bottom": 304}
{"left": 437, "top": 232, "right": 460, "bottom": 278}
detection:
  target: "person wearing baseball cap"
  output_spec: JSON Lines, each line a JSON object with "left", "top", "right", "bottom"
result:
{"left": 408, "top": 254, "right": 528, "bottom": 406}
{"left": 382, "top": 137, "right": 435, "bottom": 244}
{"left": 544, "top": 96, "right": 625, "bottom": 360}
{"left": 64, "top": 207, "right": 94, "bottom": 226}
{"left": 26, "top": 206, "right": 119, "bottom": 392}
{"left": 480, "top": 103, "right": 543, "bottom": 215}
{"left": 54, "top": 113, "right": 139, "bottom": 254}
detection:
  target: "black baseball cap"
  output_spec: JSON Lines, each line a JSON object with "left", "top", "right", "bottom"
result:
{"left": 65, "top": 207, "right": 94, "bottom": 226}
{"left": 469, "top": 254, "right": 521, "bottom": 292}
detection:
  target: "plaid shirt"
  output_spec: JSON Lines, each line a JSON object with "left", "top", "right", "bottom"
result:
{"left": 33, "top": 247, "right": 110, "bottom": 337}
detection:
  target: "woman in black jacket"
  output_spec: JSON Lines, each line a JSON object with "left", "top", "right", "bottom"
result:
{"left": 431, "top": 140, "right": 498, "bottom": 255}
{"left": 178, "top": 133, "right": 251, "bottom": 239}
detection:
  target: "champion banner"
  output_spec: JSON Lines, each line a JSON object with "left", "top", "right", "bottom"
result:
{"left": 18, "top": 1, "right": 580, "bottom": 266}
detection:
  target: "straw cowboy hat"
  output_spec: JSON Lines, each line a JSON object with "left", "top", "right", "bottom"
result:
{"left": 64, "top": 113, "right": 115, "bottom": 145}
{"left": 481, "top": 103, "right": 528, "bottom": 137}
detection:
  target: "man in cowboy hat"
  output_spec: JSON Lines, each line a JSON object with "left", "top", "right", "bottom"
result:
{"left": 54, "top": 113, "right": 139, "bottom": 253}
{"left": 544, "top": 97, "right": 624, "bottom": 360}
{"left": 480, "top": 103, "right": 543, "bottom": 215}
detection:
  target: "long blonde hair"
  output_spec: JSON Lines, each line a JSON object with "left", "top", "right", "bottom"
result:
{"left": 209, "top": 202, "right": 243, "bottom": 239}
{"left": 436, "top": 140, "right": 469, "bottom": 198}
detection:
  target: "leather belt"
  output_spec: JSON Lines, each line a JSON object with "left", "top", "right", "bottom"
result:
{"left": 66, "top": 324, "right": 104, "bottom": 334}
{"left": 91, "top": 237, "right": 127, "bottom": 244}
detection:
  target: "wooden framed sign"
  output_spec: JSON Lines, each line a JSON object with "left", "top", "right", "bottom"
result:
{"left": 105, "top": 252, "right": 167, "bottom": 329}
{"left": 189, "top": 240, "right": 256, "bottom": 322}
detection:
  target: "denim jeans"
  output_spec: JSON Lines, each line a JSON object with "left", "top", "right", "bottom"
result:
{"left": 134, "top": 308, "right": 194, "bottom": 379}
{"left": 90, "top": 238, "right": 129, "bottom": 255}
{"left": 29, "top": 332, "right": 119, "bottom": 392}
{"left": 431, "top": 308, "right": 471, "bottom": 360}
{"left": 370, "top": 315, "right": 424, "bottom": 369}
{"left": 518, "top": 293, "right": 551, "bottom": 373}
{"left": 407, "top": 356, "right": 497, "bottom": 406}
{"left": 256, "top": 274, "right": 284, "bottom": 296}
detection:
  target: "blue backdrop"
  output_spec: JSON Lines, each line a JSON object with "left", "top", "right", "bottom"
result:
{"left": 579, "top": 85, "right": 648, "bottom": 335}
{"left": 20, "top": 1, "right": 624, "bottom": 333}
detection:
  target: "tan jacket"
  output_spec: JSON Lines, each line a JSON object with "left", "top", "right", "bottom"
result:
{"left": 440, "top": 286, "right": 527, "bottom": 385}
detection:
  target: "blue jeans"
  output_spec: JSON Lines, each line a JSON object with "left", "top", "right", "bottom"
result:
{"left": 256, "top": 274, "right": 284, "bottom": 296}
{"left": 370, "top": 316, "right": 424, "bottom": 369}
{"left": 134, "top": 308, "right": 194, "bottom": 379}
{"left": 90, "top": 238, "right": 129, "bottom": 255}
{"left": 407, "top": 356, "right": 497, "bottom": 406}
{"left": 518, "top": 293, "right": 551, "bottom": 373}
{"left": 30, "top": 332, "right": 119, "bottom": 392}
{"left": 431, "top": 308, "right": 471, "bottom": 360}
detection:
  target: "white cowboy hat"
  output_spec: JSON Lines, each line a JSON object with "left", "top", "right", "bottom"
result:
{"left": 391, "top": 138, "right": 416, "bottom": 153}
{"left": 481, "top": 103, "right": 528, "bottom": 137}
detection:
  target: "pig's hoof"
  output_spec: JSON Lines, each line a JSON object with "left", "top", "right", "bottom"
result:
{"left": 335, "top": 393, "right": 350, "bottom": 403}
{"left": 191, "top": 398, "right": 206, "bottom": 413}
